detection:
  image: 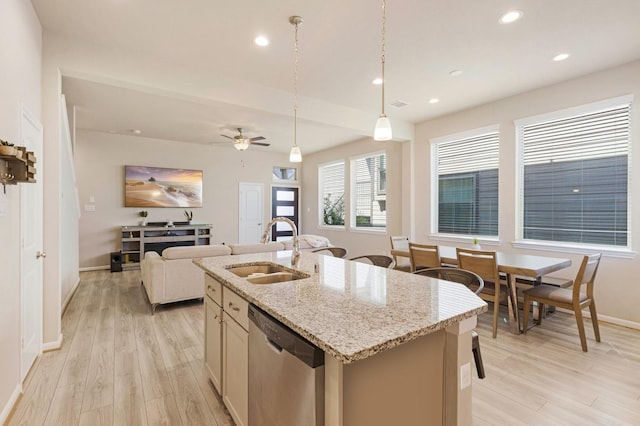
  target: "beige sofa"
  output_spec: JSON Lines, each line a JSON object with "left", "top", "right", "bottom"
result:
{"left": 141, "top": 237, "right": 328, "bottom": 313}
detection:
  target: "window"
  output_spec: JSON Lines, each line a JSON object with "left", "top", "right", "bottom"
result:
{"left": 272, "top": 166, "right": 297, "bottom": 182}
{"left": 433, "top": 128, "right": 499, "bottom": 236}
{"left": 319, "top": 161, "right": 345, "bottom": 226}
{"left": 518, "top": 98, "right": 631, "bottom": 247}
{"left": 351, "top": 152, "right": 386, "bottom": 229}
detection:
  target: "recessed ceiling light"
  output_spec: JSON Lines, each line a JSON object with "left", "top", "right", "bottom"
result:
{"left": 372, "top": 78, "right": 383, "bottom": 85}
{"left": 131, "top": 129, "right": 141, "bottom": 135}
{"left": 553, "top": 53, "right": 570, "bottom": 61}
{"left": 449, "top": 69, "right": 463, "bottom": 77}
{"left": 499, "top": 10, "right": 523, "bottom": 24}
{"left": 429, "top": 98, "right": 440, "bottom": 104}
{"left": 254, "top": 36, "right": 269, "bottom": 47}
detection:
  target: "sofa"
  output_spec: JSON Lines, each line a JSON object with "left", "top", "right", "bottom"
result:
{"left": 140, "top": 236, "right": 330, "bottom": 313}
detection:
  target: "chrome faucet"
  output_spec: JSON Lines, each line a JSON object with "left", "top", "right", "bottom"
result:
{"left": 261, "top": 217, "right": 300, "bottom": 267}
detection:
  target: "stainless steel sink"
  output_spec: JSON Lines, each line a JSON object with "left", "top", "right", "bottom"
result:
{"left": 247, "top": 272, "right": 306, "bottom": 285}
{"left": 226, "top": 262, "right": 310, "bottom": 284}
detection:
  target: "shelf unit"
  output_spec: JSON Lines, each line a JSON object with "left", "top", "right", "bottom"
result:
{"left": 0, "top": 150, "right": 37, "bottom": 192}
{"left": 120, "top": 223, "right": 212, "bottom": 269}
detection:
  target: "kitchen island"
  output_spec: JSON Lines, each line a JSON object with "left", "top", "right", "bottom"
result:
{"left": 195, "top": 250, "right": 487, "bottom": 426}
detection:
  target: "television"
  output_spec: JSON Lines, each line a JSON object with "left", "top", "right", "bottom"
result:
{"left": 124, "top": 165, "right": 203, "bottom": 208}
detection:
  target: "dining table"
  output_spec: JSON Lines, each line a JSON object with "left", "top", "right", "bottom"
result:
{"left": 391, "top": 245, "right": 572, "bottom": 334}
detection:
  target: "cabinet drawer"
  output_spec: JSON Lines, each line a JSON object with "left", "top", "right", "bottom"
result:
{"left": 205, "top": 274, "right": 222, "bottom": 305}
{"left": 223, "top": 287, "right": 249, "bottom": 331}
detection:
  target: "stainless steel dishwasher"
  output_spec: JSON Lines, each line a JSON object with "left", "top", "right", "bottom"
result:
{"left": 248, "top": 304, "right": 325, "bottom": 426}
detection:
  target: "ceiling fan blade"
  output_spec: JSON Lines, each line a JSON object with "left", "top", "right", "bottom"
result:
{"left": 221, "top": 134, "right": 234, "bottom": 140}
{"left": 249, "top": 136, "right": 266, "bottom": 142}
{"left": 250, "top": 142, "right": 271, "bottom": 147}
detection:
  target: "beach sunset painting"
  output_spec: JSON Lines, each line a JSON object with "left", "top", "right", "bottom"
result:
{"left": 125, "top": 165, "right": 203, "bottom": 207}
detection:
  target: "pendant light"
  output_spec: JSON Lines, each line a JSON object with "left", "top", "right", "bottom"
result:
{"left": 374, "top": 0, "right": 392, "bottom": 141}
{"left": 289, "top": 16, "right": 303, "bottom": 162}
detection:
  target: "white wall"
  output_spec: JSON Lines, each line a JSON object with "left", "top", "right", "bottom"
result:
{"left": 301, "top": 137, "right": 405, "bottom": 258}
{"left": 0, "top": 0, "right": 41, "bottom": 421}
{"left": 413, "top": 60, "right": 640, "bottom": 325}
{"left": 75, "top": 130, "right": 291, "bottom": 268}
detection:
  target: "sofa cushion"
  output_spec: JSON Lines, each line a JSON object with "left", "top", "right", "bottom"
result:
{"left": 229, "top": 241, "right": 284, "bottom": 255}
{"left": 162, "top": 244, "right": 231, "bottom": 260}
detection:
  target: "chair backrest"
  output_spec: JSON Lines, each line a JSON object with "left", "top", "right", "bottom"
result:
{"left": 414, "top": 267, "right": 484, "bottom": 295}
{"left": 312, "top": 247, "right": 348, "bottom": 258}
{"left": 573, "top": 253, "right": 602, "bottom": 300}
{"left": 408, "top": 243, "right": 440, "bottom": 272}
{"left": 456, "top": 248, "right": 501, "bottom": 285}
{"left": 390, "top": 236, "right": 409, "bottom": 250}
{"left": 349, "top": 255, "right": 395, "bottom": 268}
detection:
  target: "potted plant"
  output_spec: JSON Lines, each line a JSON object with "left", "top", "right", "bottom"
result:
{"left": 0, "top": 139, "right": 16, "bottom": 156}
{"left": 139, "top": 210, "right": 148, "bottom": 226}
{"left": 184, "top": 210, "right": 193, "bottom": 224}
{"left": 472, "top": 237, "right": 481, "bottom": 250}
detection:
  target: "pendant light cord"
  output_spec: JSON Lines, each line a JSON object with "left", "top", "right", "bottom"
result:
{"left": 293, "top": 20, "right": 299, "bottom": 148}
{"left": 381, "top": 0, "right": 386, "bottom": 116}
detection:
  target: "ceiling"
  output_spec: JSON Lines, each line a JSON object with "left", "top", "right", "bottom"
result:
{"left": 33, "top": 0, "right": 640, "bottom": 155}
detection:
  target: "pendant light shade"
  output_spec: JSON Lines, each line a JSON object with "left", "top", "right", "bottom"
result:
{"left": 289, "top": 15, "right": 303, "bottom": 162}
{"left": 289, "top": 145, "right": 302, "bottom": 162}
{"left": 374, "top": 114, "right": 392, "bottom": 141}
{"left": 374, "top": 0, "right": 392, "bottom": 141}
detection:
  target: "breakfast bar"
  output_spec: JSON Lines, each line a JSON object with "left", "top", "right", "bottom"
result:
{"left": 196, "top": 250, "right": 487, "bottom": 425}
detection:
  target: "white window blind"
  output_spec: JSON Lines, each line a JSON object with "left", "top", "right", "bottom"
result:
{"left": 319, "top": 161, "right": 345, "bottom": 226}
{"left": 352, "top": 153, "right": 386, "bottom": 229}
{"left": 519, "top": 102, "right": 631, "bottom": 246}
{"left": 435, "top": 131, "right": 499, "bottom": 236}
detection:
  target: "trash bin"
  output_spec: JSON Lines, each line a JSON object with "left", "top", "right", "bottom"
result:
{"left": 110, "top": 251, "right": 122, "bottom": 272}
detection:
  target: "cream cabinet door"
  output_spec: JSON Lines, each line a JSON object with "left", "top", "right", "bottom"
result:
{"left": 222, "top": 314, "right": 248, "bottom": 426}
{"left": 205, "top": 296, "right": 223, "bottom": 394}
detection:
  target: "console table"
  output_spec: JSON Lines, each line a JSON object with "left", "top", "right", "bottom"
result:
{"left": 120, "top": 223, "right": 212, "bottom": 269}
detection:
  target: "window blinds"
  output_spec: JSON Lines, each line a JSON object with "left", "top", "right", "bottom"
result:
{"left": 436, "top": 131, "right": 499, "bottom": 236}
{"left": 319, "top": 161, "right": 345, "bottom": 226}
{"left": 520, "top": 103, "right": 630, "bottom": 246}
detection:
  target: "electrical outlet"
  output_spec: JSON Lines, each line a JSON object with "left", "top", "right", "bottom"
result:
{"left": 460, "top": 362, "right": 471, "bottom": 389}
{"left": 84, "top": 204, "right": 96, "bottom": 212}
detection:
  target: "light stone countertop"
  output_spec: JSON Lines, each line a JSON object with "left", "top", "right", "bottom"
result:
{"left": 195, "top": 250, "right": 487, "bottom": 364}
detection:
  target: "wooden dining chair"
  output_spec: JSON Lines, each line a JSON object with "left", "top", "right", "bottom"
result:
{"left": 349, "top": 254, "right": 395, "bottom": 268}
{"left": 408, "top": 243, "right": 440, "bottom": 272}
{"left": 389, "top": 236, "right": 411, "bottom": 271}
{"left": 456, "top": 248, "right": 508, "bottom": 338}
{"left": 312, "top": 247, "right": 348, "bottom": 258}
{"left": 523, "top": 253, "right": 602, "bottom": 352}
{"left": 414, "top": 267, "right": 486, "bottom": 379}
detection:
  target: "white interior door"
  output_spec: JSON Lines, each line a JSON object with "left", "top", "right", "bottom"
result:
{"left": 20, "top": 106, "right": 43, "bottom": 381}
{"left": 239, "top": 183, "right": 264, "bottom": 243}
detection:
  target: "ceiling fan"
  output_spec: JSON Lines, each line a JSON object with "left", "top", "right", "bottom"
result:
{"left": 221, "top": 128, "right": 270, "bottom": 151}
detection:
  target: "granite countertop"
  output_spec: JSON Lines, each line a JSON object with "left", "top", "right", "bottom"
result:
{"left": 195, "top": 251, "right": 487, "bottom": 364}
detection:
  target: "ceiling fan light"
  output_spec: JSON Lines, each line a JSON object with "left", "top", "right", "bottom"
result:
{"left": 289, "top": 145, "right": 302, "bottom": 162}
{"left": 234, "top": 140, "right": 249, "bottom": 151}
{"left": 374, "top": 114, "right": 392, "bottom": 141}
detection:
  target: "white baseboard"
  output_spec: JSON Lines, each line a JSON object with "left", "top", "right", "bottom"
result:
{"left": 42, "top": 333, "right": 64, "bottom": 352}
{"left": 79, "top": 265, "right": 110, "bottom": 272}
{"left": 556, "top": 308, "right": 640, "bottom": 330}
{"left": 0, "top": 383, "right": 22, "bottom": 425}
{"left": 62, "top": 277, "right": 81, "bottom": 314}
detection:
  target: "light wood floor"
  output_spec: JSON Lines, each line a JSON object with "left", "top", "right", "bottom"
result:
{"left": 8, "top": 270, "right": 640, "bottom": 425}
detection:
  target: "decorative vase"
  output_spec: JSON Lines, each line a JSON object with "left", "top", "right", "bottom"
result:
{"left": 139, "top": 219, "right": 147, "bottom": 226}
{"left": 472, "top": 243, "right": 481, "bottom": 250}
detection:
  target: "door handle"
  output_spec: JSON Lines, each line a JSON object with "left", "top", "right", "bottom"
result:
{"left": 36, "top": 251, "right": 47, "bottom": 259}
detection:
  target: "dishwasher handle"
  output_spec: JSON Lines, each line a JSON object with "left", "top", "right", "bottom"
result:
{"left": 248, "top": 304, "right": 324, "bottom": 368}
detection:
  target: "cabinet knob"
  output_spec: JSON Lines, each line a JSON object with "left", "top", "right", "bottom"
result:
{"left": 36, "top": 251, "right": 47, "bottom": 259}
